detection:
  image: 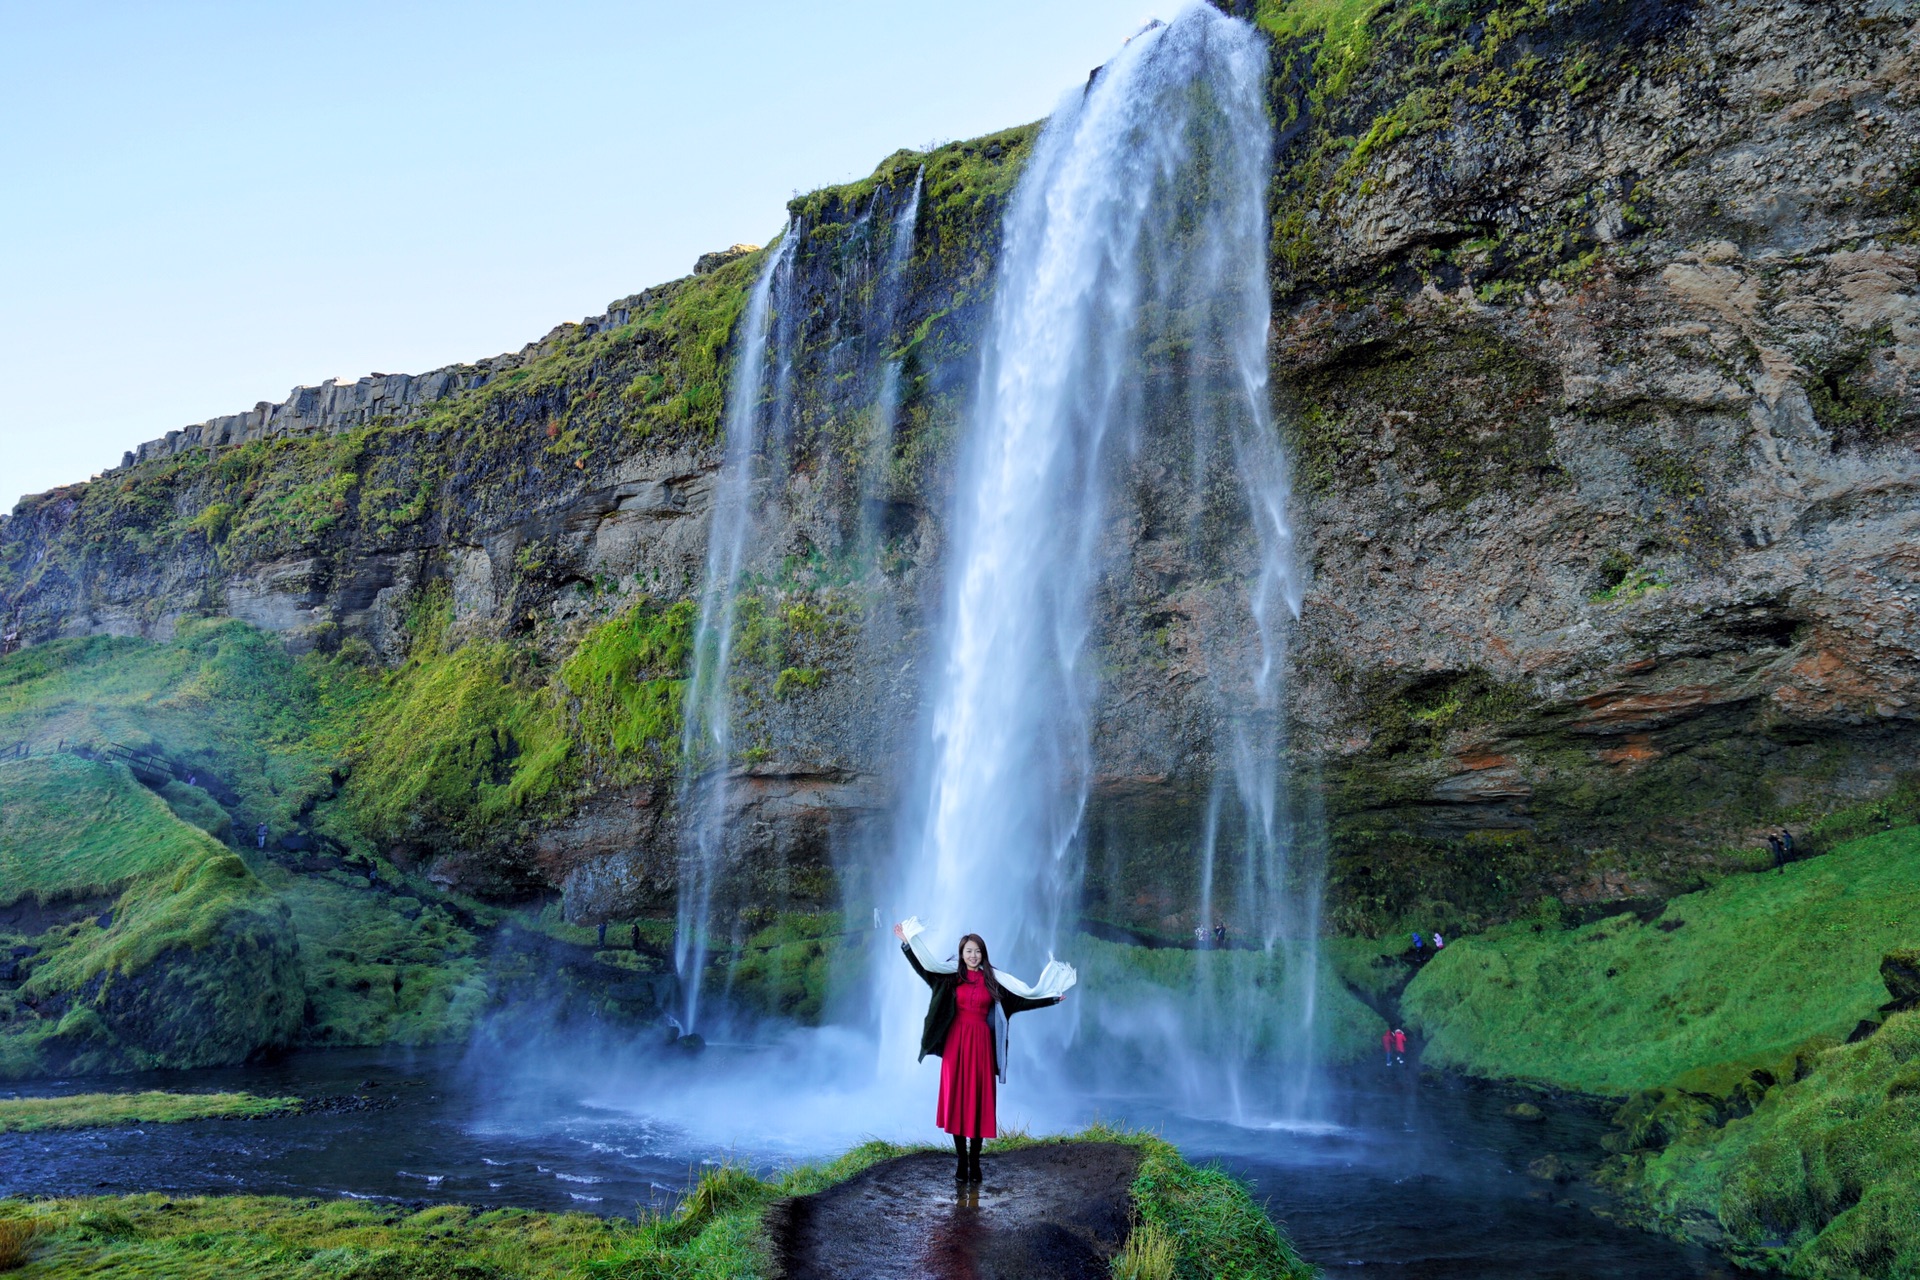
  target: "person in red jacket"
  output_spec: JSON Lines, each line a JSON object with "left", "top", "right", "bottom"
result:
{"left": 1393, "top": 1027, "right": 1408, "bottom": 1064}
{"left": 1382, "top": 1028, "right": 1395, "bottom": 1067}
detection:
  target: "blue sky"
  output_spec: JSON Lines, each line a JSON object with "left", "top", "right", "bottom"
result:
{"left": 0, "top": 0, "right": 1148, "bottom": 506}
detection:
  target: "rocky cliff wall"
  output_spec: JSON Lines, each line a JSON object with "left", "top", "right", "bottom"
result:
{"left": 4, "top": 0, "right": 1918, "bottom": 938}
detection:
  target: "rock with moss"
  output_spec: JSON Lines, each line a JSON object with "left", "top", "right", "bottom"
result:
{"left": 0, "top": 757, "right": 303, "bottom": 1079}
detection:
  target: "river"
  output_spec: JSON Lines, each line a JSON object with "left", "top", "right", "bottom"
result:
{"left": 1, "top": 1047, "right": 1761, "bottom": 1278}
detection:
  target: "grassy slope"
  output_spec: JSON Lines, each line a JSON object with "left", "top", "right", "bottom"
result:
{"left": 0, "top": 1129, "right": 1307, "bottom": 1280}
{"left": 1401, "top": 826, "right": 1920, "bottom": 1094}
{"left": 0, "top": 1091, "right": 297, "bottom": 1133}
{"left": 1616, "top": 1009, "right": 1920, "bottom": 1280}
{"left": 0, "top": 757, "right": 215, "bottom": 903}
{"left": 0, "top": 622, "right": 373, "bottom": 842}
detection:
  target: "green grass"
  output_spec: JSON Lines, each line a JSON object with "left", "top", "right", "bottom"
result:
{"left": 0, "top": 621, "right": 377, "bottom": 841}
{"left": 1616, "top": 1011, "right": 1920, "bottom": 1280}
{"left": 1075, "top": 933, "right": 1386, "bottom": 1066}
{"left": 267, "top": 868, "right": 488, "bottom": 1049}
{"left": 0, "top": 757, "right": 215, "bottom": 904}
{"left": 0, "top": 1091, "right": 297, "bottom": 1133}
{"left": 1402, "top": 826, "right": 1920, "bottom": 1095}
{"left": 0, "top": 1129, "right": 1306, "bottom": 1279}
{"left": 0, "top": 754, "right": 304, "bottom": 1079}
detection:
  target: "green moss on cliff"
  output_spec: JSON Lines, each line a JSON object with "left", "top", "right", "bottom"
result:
{"left": 0, "top": 756, "right": 303, "bottom": 1079}
{"left": 559, "top": 595, "right": 695, "bottom": 781}
{"left": 341, "top": 587, "right": 568, "bottom": 844}
{"left": 1613, "top": 1011, "right": 1920, "bottom": 1280}
{"left": 0, "top": 620, "right": 375, "bottom": 840}
{"left": 0, "top": 757, "right": 208, "bottom": 903}
{"left": 1402, "top": 826, "right": 1920, "bottom": 1094}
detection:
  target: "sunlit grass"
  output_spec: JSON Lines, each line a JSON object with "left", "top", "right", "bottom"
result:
{"left": 1403, "top": 825, "right": 1920, "bottom": 1094}
{"left": 0, "top": 1091, "right": 296, "bottom": 1133}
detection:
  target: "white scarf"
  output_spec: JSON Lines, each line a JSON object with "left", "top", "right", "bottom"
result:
{"left": 898, "top": 916, "right": 1077, "bottom": 998}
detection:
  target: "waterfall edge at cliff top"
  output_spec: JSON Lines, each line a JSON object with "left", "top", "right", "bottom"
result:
{"left": 877, "top": 1, "right": 1326, "bottom": 1122}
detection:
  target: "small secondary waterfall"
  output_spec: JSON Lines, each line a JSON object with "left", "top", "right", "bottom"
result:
{"left": 674, "top": 231, "right": 797, "bottom": 1032}
{"left": 857, "top": 168, "right": 924, "bottom": 560}
{"left": 881, "top": 4, "right": 1317, "bottom": 1112}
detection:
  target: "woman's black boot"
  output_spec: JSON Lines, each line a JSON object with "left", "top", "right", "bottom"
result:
{"left": 966, "top": 1137, "right": 983, "bottom": 1182}
{"left": 953, "top": 1135, "right": 968, "bottom": 1180}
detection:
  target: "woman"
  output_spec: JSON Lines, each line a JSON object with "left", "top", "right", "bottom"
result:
{"left": 893, "top": 917, "right": 1075, "bottom": 1182}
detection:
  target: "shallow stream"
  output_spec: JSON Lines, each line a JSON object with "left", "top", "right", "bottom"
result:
{"left": 0, "top": 1047, "right": 1764, "bottom": 1278}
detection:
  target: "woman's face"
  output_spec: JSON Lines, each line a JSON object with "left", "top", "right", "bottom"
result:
{"left": 961, "top": 939, "right": 983, "bottom": 969}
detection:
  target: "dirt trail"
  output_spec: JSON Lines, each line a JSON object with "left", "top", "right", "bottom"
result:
{"left": 766, "top": 1141, "right": 1140, "bottom": 1280}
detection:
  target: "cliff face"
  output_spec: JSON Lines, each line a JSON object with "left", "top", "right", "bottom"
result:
{"left": 4, "top": 0, "right": 1918, "bottom": 937}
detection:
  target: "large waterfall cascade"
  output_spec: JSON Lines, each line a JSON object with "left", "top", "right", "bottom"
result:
{"left": 673, "top": 3, "right": 1320, "bottom": 1120}
{"left": 876, "top": 4, "right": 1320, "bottom": 1118}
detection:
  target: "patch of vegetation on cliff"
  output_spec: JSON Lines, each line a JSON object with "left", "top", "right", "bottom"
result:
{"left": 341, "top": 586, "right": 568, "bottom": 845}
{"left": 1609, "top": 1010, "right": 1920, "bottom": 1280}
{"left": 269, "top": 868, "right": 488, "bottom": 1048}
{"left": 629, "top": 252, "right": 764, "bottom": 440}
{"left": 0, "top": 757, "right": 209, "bottom": 902}
{"left": 0, "top": 757, "right": 303, "bottom": 1079}
{"left": 0, "top": 1090, "right": 297, "bottom": 1133}
{"left": 1263, "top": 0, "right": 1687, "bottom": 298}
{"left": 0, "top": 621, "right": 373, "bottom": 840}
{"left": 1283, "top": 325, "right": 1559, "bottom": 506}
{"left": 1075, "top": 934, "right": 1385, "bottom": 1066}
{"left": 559, "top": 595, "right": 696, "bottom": 782}
{"left": 1402, "top": 825, "right": 1920, "bottom": 1095}
{"left": 721, "top": 911, "right": 857, "bottom": 1024}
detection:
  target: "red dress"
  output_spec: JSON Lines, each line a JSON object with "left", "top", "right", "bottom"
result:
{"left": 937, "top": 969, "right": 997, "bottom": 1138}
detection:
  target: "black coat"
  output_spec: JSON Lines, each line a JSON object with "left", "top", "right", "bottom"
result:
{"left": 901, "top": 943, "right": 1055, "bottom": 1079}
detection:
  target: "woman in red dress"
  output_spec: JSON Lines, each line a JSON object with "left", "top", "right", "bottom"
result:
{"left": 895, "top": 923, "right": 1069, "bottom": 1182}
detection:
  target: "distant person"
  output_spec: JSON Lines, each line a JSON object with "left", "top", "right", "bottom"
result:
{"left": 1393, "top": 1027, "right": 1408, "bottom": 1065}
{"left": 894, "top": 918, "right": 1072, "bottom": 1182}
{"left": 597, "top": 921, "right": 608, "bottom": 948}
{"left": 1213, "top": 922, "right": 1227, "bottom": 946}
{"left": 1411, "top": 932, "right": 1425, "bottom": 960}
{"left": 1195, "top": 926, "right": 1209, "bottom": 945}
{"left": 1382, "top": 1028, "right": 1395, "bottom": 1067}
{"left": 1433, "top": 932, "right": 1445, "bottom": 950}
{"left": 1768, "top": 832, "right": 1784, "bottom": 873}
{"left": 1781, "top": 828, "right": 1796, "bottom": 861}
{"left": 256, "top": 822, "right": 268, "bottom": 850}
{"left": 632, "top": 923, "right": 642, "bottom": 952}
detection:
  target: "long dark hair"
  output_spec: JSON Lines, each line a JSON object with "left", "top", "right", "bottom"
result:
{"left": 955, "top": 933, "right": 1005, "bottom": 999}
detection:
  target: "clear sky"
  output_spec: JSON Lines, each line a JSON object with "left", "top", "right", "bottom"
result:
{"left": 0, "top": 0, "right": 1150, "bottom": 507}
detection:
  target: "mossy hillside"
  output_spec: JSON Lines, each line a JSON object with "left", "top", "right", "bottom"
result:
{"left": 0, "top": 621, "right": 375, "bottom": 844}
{"left": 1401, "top": 825, "right": 1920, "bottom": 1095}
{"left": 0, "top": 757, "right": 210, "bottom": 903}
{"left": 0, "top": 1091, "right": 297, "bottom": 1133}
{"left": 342, "top": 585, "right": 699, "bottom": 854}
{"left": 1610, "top": 1010, "right": 1920, "bottom": 1280}
{"left": 267, "top": 867, "right": 488, "bottom": 1049}
{"left": 0, "top": 765, "right": 303, "bottom": 1079}
{"left": 1075, "top": 933, "right": 1386, "bottom": 1067}
{"left": 718, "top": 911, "right": 860, "bottom": 1024}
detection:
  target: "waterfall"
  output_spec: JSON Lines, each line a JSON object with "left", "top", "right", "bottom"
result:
{"left": 674, "top": 231, "right": 797, "bottom": 1032}
{"left": 858, "top": 168, "right": 923, "bottom": 562}
{"left": 881, "top": 4, "right": 1316, "bottom": 1111}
